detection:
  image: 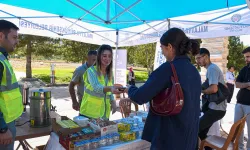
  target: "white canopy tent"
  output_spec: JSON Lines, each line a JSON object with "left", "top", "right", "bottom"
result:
{"left": 0, "top": 1, "right": 249, "bottom": 47}
{"left": 0, "top": 1, "right": 249, "bottom": 85}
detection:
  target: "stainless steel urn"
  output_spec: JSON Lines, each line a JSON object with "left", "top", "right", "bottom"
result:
{"left": 29, "top": 88, "right": 51, "bottom": 128}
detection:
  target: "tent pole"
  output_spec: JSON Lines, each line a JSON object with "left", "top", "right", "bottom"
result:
{"left": 187, "top": 5, "right": 247, "bottom": 31}
{"left": 119, "top": 30, "right": 160, "bottom": 37}
{"left": 119, "top": 20, "right": 167, "bottom": 43}
{"left": 113, "top": 0, "right": 161, "bottom": 35}
{"left": 114, "top": 30, "right": 119, "bottom": 84}
{"left": 110, "top": 0, "right": 142, "bottom": 22}
{"left": 113, "top": 29, "right": 119, "bottom": 84}
{"left": 62, "top": 17, "right": 116, "bottom": 44}
{"left": 0, "top": 16, "right": 59, "bottom": 19}
{"left": 107, "top": 0, "right": 110, "bottom": 21}
{"left": 168, "top": 19, "right": 170, "bottom": 30}
{"left": 0, "top": 10, "right": 60, "bottom": 35}
{"left": 116, "top": 30, "right": 119, "bottom": 50}
{"left": 65, "top": 0, "right": 104, "bottom": 30}
{"left": 67, "top": 0, "right": 105, "bottom": 22}
{"left": 63, "top": 30, "right": 116, "bottom": 36}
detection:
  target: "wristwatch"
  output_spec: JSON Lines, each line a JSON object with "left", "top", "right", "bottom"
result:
{"left": 0, "top": 126, "right": 8, "bottom": 133}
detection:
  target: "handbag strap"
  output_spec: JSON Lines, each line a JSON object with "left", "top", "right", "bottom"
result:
{"left": 170, "top": 62, "right": 184, "bottom": 100}
{"left": 170, "top": 62, "right": 179, "bottom": 83}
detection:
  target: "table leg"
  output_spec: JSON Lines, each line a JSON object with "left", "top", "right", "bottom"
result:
{"left": 16, "top": 140, "right": 33, "bottom": 150}
{"left": 16, "top": 143, "right": 21, "bottom": 150}
{"left": 24, "top": 140, "right": 33, "bottom": 149}
{"left": 17, "top": 140, "right": 28, "bottom": 150}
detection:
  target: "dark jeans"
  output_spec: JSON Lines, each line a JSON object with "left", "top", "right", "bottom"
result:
{"left": 226, "top": 83, "right": 234, "bottom": 103}
{"left": 129, "top": 80, "right": 135, "bottom": 86}
{"left": 198, "top": 109, "right": 226, "bottom": 150}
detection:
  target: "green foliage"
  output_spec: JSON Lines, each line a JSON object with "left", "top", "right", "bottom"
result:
{"left": 15, "top": 35, "right": 60, "bottom": 56}
{"left": 133, "top": 70, "right": 148, "bottom": 82}
{"left": 227, "top": 36, "right": 245, "bottom": 75}
{"left": 32, "top": 68, "right": 73, "bottom": 83}
{"left": 33, "top": 74, "right": 72, "bottom": 84}
{"left": 190, "top": 39, "right": 202, "bottom": 71}
{"left": 33, "top": 74, "right": 50, "bottom": 83}
{"left": 60, "top": 40, "right": 99, "bottom": 63}
{"left": 31, "top": 68, "right": 148, "bottom": 84}
{"left": 125, "top": 43, "right": 156, "bottom": 75}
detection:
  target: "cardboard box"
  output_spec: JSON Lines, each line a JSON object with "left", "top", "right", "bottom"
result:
{"left": 52, "top": 116, "right": 100, "bottom": 150}
{"left": 59, "top": 132, "right": 100, "bottom": 150}
{"left": 52, "top": 116, "right": 83, "bottom": 137}
{"left": 87, "top": 121, "right": 118, "bottom": 136}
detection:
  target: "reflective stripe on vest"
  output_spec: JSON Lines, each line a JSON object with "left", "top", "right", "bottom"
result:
{"left": 0, "top": 82, "right": 19, "bottom": 92}
{"left": 0, "top": 55, "right": 14, "bottom": 86}
{"left": 0, "top": 53, "right": 23, "bottom": 123}
{"left": 84, "top": 88, "right": 110, "bottom": 99}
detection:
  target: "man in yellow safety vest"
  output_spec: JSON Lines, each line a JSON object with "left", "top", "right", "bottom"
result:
{"left": 0, "top": 20, "right": 23, "bottom": 150}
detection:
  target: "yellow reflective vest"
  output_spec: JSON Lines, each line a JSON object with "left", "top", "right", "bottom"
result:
{"left": 80, "top": 66, "right": 113, "bottom": 119}
{"left": 0, "top": 52, "right": 23, "bottom": 123}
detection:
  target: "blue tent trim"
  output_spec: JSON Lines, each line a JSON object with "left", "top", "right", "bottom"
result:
{"left": 0, "top": 0, "right": 246, "bottom": 29}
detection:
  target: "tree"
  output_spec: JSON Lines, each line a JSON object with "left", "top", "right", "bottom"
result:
{"left": 190, "top": 39, "right": 202, "bottom": 71}
{"left": 126, "top": 43, "right": 156, "bottom": 75}
{"left": 227, "top": 36, "right": 245, "bottom": 75}
{"left": 60, "top": 40, "right": 99, "bottom": 63}
{"left": 17, "top": 35, "right": 60, "bottom": 78}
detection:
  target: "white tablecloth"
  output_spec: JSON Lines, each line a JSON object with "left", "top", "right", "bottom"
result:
{"left": 46, "top": 132, "right": 151, "bottom": 150}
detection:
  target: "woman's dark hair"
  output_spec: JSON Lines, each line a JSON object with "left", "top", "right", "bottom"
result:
{"left": 160, "top": 28, "right": 200, "bottom": 56}
{"left": 96, "top": 44, "right": 113, "bottom": 81}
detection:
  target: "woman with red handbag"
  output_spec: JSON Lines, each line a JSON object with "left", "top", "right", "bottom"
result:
{"left": 125, "top": 28, "right": 201, "bottom": 150}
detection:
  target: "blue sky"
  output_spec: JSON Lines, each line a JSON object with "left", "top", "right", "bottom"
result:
{"left": 240, "top": 35, "right": 250, "bottom": 46}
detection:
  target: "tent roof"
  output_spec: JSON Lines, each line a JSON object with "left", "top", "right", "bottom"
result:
{"left": 1, "top": 0, "right": 246, "bottom": 29}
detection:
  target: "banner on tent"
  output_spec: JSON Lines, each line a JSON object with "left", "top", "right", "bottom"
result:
{"left": 2, "top": 3, "right": 250, "bottom": 47}
{"left": 19, "top": 20, "right": 94, "bottom": 38}
{"left": 170, "top": 8, "right": 250, "bottom": 38}
{"left": 113, "top": 49, "right": 127, "bottom": 86}
{"left": 153, "top": 42, "right": 166, "bottom": 70}
{"left": 118, "top": 21, "right": 169, "bottom": 46}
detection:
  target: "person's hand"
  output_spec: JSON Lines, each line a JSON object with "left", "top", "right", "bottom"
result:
{"left": 0, "top": 129, "right": 13, "bottom": 145}
{"left": 72, "top": 101, "right": 80, "bottom": 111}
{"left": 111, "top": 86, "right": 122, "bottom": 94}
{"left": 124, "top": 85, "right": 131, "bottom": 93}
{"left": 247, "top": 87, "right": 250, "bottom": 91}
{"left": 247, "top": 82, "right": 250, "bottom": 87}
{"left": 111, "top": 100, "right": 117, "bottom": 114}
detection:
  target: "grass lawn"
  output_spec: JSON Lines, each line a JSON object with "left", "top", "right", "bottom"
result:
{"left": 21, "top": 68, "right": 148, "bottom": 84}
{"left": 133, "top": 70, "right": 148, "bottom": 82}
{"left": 31, "top": 68, "right": 74, "bottom": 84}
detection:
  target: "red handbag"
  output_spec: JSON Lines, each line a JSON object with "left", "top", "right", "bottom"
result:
{"left": 150, "top": 63, "right": 184, "bottom": 116}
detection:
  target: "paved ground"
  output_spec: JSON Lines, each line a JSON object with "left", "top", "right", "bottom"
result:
{"left": 13, "top": 72, "right": 247, "bottom": 149}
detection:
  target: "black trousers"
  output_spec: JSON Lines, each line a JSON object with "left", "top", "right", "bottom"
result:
{"left": 197, "top": 109, "right": 226, "bottom": 150}
{"left": 129, "top": 80, "right": 135, "bottom": 86}
{"left": 226, "top": 83, "right": 234, "bottom": 103}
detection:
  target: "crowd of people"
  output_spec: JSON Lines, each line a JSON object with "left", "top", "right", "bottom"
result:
{"left": 0, "top": 19, "right": 250, "bottom": 150}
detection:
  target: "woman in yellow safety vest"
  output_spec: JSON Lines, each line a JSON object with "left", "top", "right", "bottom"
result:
{"left": 80, "top": 44, "right": 122, "bottom": 119}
